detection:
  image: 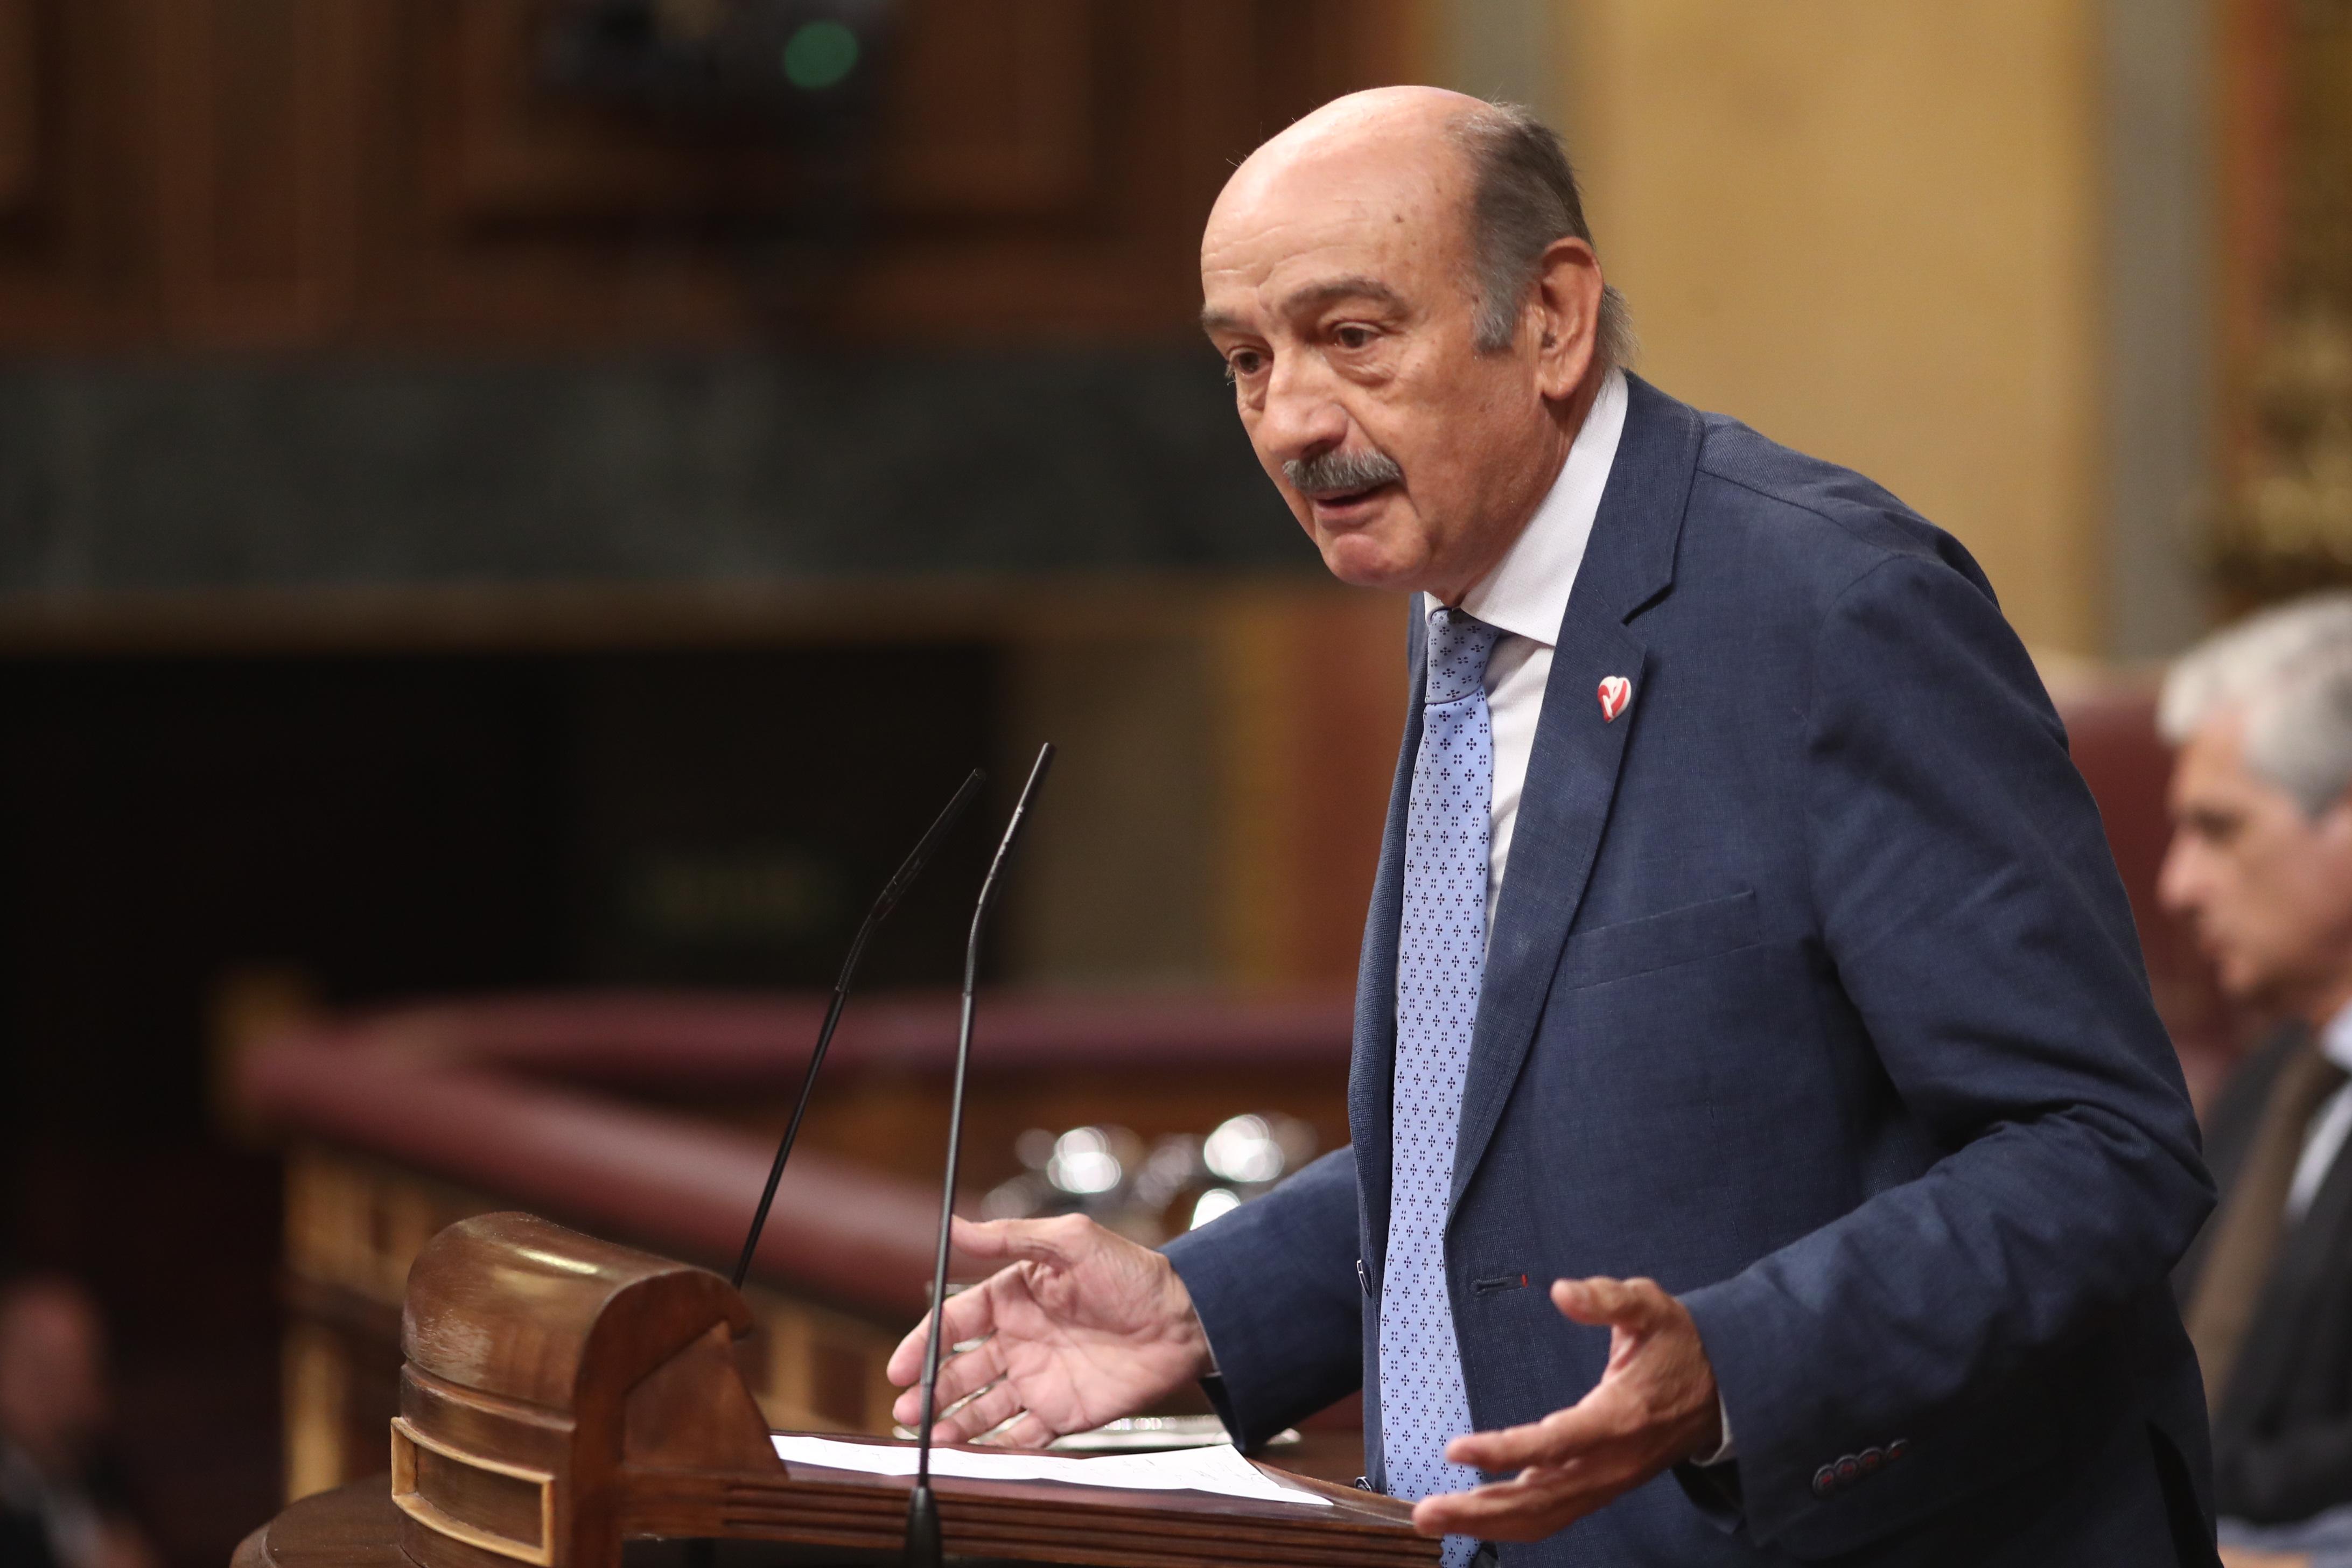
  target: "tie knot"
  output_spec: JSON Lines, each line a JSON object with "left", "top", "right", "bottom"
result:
{"left": 1424, "top": 606, "right": 1499, "bottom": 704}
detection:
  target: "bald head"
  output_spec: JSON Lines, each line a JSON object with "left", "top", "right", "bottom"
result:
{"left": 1213, "top": 86, "right": 1484, "bottom": 232}
{"left": 1200, "top": 88, "right": 1618, "bottom": 602}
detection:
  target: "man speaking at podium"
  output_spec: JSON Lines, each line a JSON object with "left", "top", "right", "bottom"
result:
{"left": 890, "top": 89, "right": 2219, "bottom": 1565}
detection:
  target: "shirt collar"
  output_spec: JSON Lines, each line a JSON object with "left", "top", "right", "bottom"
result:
{"left": 1455, "top": 366, "right": 1629, "bottom": 648}
{"left": 2322, "top": 1002, "right": 2352, "bottom": 1073}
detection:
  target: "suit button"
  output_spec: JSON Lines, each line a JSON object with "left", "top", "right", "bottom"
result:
{"left": 1858, "top": 1446, "right": 1884, "bottom": 1475}
{"left": 1886, "top": 1438, "right": 1910, "bottom": 1463}
{"left": 1835, "top": 1457, "right": 1860, "bottom": 1487}
{"left": 1812, "top": 1465, "right": 1837, "bottom": 1499}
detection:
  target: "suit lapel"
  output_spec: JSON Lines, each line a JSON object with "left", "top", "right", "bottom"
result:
{"left": 1447, "top": 375, "right": 1705, "bottom": 1212}
{"left": 1351, "top": 604, "right": 1426, "bottom": 1274}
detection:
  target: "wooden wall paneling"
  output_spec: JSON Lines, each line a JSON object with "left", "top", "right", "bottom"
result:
{"left": 433, "top": 0, "right": 1100, "bottom": 224}
{"left": 341, "top": 0, "right": 733, "bottom": 345}
{"left": 152, "top": 0, "right": 366, "bottom": 346}
{"left": 366, "top": 0, "right": 1443, "bottom": 346}
{"left": 380, "top": 0, "right": 1115, "bottom": 342}
{"left": 0, "top": 0, "right": 162, "bottom": 346}
{"left": 0, "top": 0, "right": 37, "bottom": 214}
{"left": 819, "top": 2, "right": 1230, "bottom": 340}
{"left": 876, "top": 0, "right": 1094, "bottom": 215}
{"left": 434, "top": 0, "right": 766, "bottom": 221}
{"left": 351, "top": 0, "right": 770, "bottom": 346}
{"left": 0, "top": 0, "right": 1438, "bottom": 349}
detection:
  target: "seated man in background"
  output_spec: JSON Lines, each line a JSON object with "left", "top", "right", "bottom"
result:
{"left": 2165, "top": 593, "right": 2352, "bottom": 1567}
{"left": 0, "top": 1276, "right": 154, "bottom": 1568}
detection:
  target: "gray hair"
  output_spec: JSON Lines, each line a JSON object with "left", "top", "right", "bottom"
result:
{"left": 1449, "top": 101, "right": 1636, "bottom": 367}
{"left": 2160, "top": 591, "right": 2352, "bottom": 817}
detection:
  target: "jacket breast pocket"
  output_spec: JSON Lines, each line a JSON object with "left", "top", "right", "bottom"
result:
{"left": 1556, "top": 888, "right": 1762, "bottom": 991}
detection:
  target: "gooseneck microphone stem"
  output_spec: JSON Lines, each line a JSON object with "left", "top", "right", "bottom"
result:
{"left": 904, "top": 743, "right": 1055, "bottom": 1568}
{"left": 730, "top": 768, "right": 986, "bottom": 1293}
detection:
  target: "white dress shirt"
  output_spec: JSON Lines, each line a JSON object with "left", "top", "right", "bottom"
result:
{"left": 1402, "top": 369, "right": 1738, "bottom": 1463}
{"left": 2287, "top": 1004, "right": 2352, "bottom": 1223}
{"left": 1446, "top": 366, "right": 1629, "bottom": 928}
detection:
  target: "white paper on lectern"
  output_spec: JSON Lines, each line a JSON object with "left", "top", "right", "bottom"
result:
{"left": 768, "top": 1434, "right": 1333, "bottom": 1508}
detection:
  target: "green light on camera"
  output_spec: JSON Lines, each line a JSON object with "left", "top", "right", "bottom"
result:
{"left": 782, "top": 20, "right": 860, "bottom": 90}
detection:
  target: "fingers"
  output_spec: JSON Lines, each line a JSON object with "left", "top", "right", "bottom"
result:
{"left": 950, "top": 1214, "right": 1089, "bottom": 1268}
{"left": 1549, "top": 1276, "right": 1667, "bottom": 1331}
{"left": 885, "top": 1275, "right": 1009, "bottom": 1387}
{"left": 1444, "top": 1399, "right": 1616, "bottom": 1472}
{"left": 943, "top": 1215, "right": 1024, "bottom": 1260}
{"left": 1412, "top": 1467, "right": 1601, "bottom": 1542}
{"left": 924, "top": 1376, "right": 1026, "bottom": 1444}
{"left": 888, "top": 1216, "right": 1114, "bottom": 1387}
{"left": 886, "top": 1315, "right": 938, "bottom": 1387}
{"left": 890, "top": 1336, "right": 1004, "bottom": 1427}
{"left": 1424, "top": 1277, "right": 1718, "bottom": 1541}
{"left": 991, "top": 1409, "right": 1062, "bottom": 1450}
{"left": 887, "top": 1309, "right": 958, "bottom": 1387}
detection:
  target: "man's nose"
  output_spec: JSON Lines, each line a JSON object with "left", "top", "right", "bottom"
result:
{"left": 2156, "top": 835, "right": 2198, "bottom": 915}
{"left": 1256, "top": 354, "right": 1349, "bottom": 464}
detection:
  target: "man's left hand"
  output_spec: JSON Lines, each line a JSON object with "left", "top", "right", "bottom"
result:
{"left": 1413, "top": 1277, "right": 1722, "bottom": 1544}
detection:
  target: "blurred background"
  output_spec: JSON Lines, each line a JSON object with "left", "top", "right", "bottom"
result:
{"left": 0, "top": 1, "right": 2334, "bottom": 1563}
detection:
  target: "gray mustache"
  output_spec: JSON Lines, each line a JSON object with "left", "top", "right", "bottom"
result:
{"left": 1284, "top": 447, "right": 1403, "bottom": 497}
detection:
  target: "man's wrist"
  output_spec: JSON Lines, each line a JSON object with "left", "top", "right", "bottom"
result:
{"left": 1152, "top": 1252, "right": 1217, "bottom": 1381}
{"left": 1690, "top": 1392, "right": 1735, "bottom": 1466}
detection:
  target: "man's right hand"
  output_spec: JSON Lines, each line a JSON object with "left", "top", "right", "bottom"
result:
{"left": 885, "top": 1214, "right": 1214, "bottom": 1447}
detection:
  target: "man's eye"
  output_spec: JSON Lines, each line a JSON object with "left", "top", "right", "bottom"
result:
{"left": 1224, "top": 352, "right": 1265, "bottom": 382}
{"left": 1333, "top": 325, "right": 1375, "bottom": 349}
{"left": 2188, "top": 811, "right": 2242, "bottom": 845}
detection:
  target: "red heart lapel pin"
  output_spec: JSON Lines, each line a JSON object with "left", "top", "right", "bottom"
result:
{"left": 1597, "top": 675, "right": 1632, "bottom": 722}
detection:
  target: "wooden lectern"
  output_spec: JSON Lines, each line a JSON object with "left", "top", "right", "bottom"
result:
{"left": 235, "top": 1213, "right": 1434, "bottom": 1568}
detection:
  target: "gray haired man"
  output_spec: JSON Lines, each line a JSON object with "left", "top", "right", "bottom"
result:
{"left": 2164, "top": 593, "right": 2352, "bottom": 1564}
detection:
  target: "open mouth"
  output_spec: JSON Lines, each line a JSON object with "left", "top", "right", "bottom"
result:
{"left": 1306, "top": 481, "right": 1395, "bottom": 513}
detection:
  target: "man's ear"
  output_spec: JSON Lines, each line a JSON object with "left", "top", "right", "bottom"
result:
{"left": 1529, "top": 235, "right": 1604, "bottom": 402}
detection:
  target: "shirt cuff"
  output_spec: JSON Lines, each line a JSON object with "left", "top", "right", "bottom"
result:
{"left": 1692, "top": 1395, "right": 1736, "bottom": 1466}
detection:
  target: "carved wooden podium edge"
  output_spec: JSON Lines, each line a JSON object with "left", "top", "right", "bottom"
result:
{"left": 270, "top": 1212, "right": 1432, "bottom": 1568}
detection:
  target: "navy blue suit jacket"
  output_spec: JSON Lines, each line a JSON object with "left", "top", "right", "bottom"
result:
{"left": 1165, "top": 376, "right": 2220, "bottom": 1565}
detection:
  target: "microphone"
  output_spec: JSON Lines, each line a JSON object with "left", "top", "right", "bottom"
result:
{"left": 729, "top": 768, "right": 988, "bottom": 1292}
{"left": 902, "top": 743, "right": 1055, "bottom": 1568}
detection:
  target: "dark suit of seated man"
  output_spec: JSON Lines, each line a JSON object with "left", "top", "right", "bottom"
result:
{"left": 2164, "top": 596, "right": 2352, "bottom": 1568}
{"left": 886, "top": 87, "right": 2222, "bottom": 1565}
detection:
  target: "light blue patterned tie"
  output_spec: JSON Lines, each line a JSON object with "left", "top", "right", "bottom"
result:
{"left": 1381, "top": 603, "right": 1497, "bottom": 1568}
